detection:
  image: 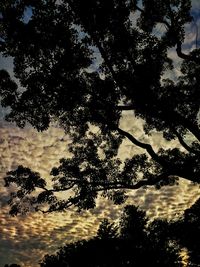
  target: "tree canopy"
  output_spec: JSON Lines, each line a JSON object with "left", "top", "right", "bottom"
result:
{"left": 0, "top": 0, "right": 200, "bottom": 214}
{"left": 40, "top": 205, "right": 182, "bottom": 267}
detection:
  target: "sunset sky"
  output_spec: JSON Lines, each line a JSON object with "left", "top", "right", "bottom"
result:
{"left": 0, "top": 1, "right": 200, "bottom": 266}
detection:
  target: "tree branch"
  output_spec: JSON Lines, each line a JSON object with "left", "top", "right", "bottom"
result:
{"left": 37, "top": 174, "right": 170, "bottom": 213}
{"left": 116, "top": 127, "right": 168, "bottom": 168}
{"left": 165, "top": 3, "right": 200, "bottom": 63}
{"left": 117, "top": 103, "right": 200, "bottom": 143}
{"left": 67, "top": 0, "right": 124, "bottom": 89}
{"left": 147, "top": 101, "right": 200, "bottom": 142}
{"left": 37, "top": 200, "right": 74, "bottom": 213}
{"left": 176, "top": 41, "right": 200, "bottom": 63}
{"left": 117, "top": 105, "right": 134, "bottom": 111}
{"left": 134, "top": 4, "right": 144, "bottom": 14}
{"left": 173, "top": 112, "right": 200, "bottom": 142}
{"left": 51, "top": 183, "right": 76, "bottom": 192}
{"left": 173, "top": 128, "right": 199, "bottom": 154}
{"left": 135, "top": 4, "right": 171, "bottom": 28}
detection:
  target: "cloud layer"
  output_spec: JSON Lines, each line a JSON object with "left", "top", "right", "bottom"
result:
{"left": 0, "top": 118, "right": 199, "bottom": 267}
{"left": 0, "top": 2, "right": 200, "bottom": 265}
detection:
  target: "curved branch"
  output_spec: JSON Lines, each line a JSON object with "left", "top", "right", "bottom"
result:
{"left": 173, "top": 128, "right": 199, "bottom": 154}
{"left": 135, "top": 4, "right": 171, "bottom": 28}
{"left": 176, "top": 41, "right": 200, "bottom": 63}
{"left": 37, "top": 199, "right": 75, "bottom": 213}
{"left": 172, "top": 112, "right": 200, "bottom": 142}
{"left": 116, "top": 127, "right": 168, "bottom": 168}
{"left": 38, "top": 173, "right": 170, "bottom": 213}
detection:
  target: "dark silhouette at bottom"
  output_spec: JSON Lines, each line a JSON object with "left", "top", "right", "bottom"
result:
{"left": 5, "top": 200, "right": 200, "bottom": 267}
{"left": 40, "top": 205, "right": 182, "bottom": 267}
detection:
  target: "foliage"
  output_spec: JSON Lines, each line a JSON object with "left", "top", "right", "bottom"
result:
{"left": 0, "top": 0, "right": 200, "bottom": 213}
{"left": 96, "top": 218, "right": 119, "bottom": 239}
{"left": 119, "top": 205, "right": 147, "bottom": 242}
{"left": 40, "top": 205, "right": 182, "bottom": 267}
{"left": 172, "top": 197, "right": 200, "bottom": 266}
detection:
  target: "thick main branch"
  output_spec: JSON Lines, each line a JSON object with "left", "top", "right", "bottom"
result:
{"left": 116, "top": 127, "right": 168, "bottom": 168}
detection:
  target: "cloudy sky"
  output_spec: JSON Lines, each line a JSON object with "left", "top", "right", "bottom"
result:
{"left": 0, "top": 1, "right": 200, "bottom": 266}
{"left": 1, "top": 120, "right": 200, "bottom": 267}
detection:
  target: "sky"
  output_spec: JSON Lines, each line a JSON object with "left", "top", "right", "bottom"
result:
{"left": 0, "top": 1, "right": 200, "bottom": 266}
{"left": 0, "top": 119, "right": 200, "bottom": 267}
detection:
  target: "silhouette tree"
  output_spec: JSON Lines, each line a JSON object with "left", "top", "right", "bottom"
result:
{"left": 118, "top": 205, "right": 181, "bottom": 266}
{"left": 96, "top": 218, "right": 118, "bottom": 239}
{"left": 147, "top": 219, "right": 182, "bottom": 267}
{"left": 119, "top": 205, "right": 147, "bottom": 242}
{"left": 172, "top": 197, "right": 200, "bottom": 266}
{"left": 40, "top": 205, "right": 182, "bottom": 267}
{"left": 0, "top": 0, "right": 200, "bottom": 214}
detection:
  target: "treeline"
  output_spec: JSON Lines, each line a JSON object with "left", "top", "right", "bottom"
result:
{"left": 5, "top": 198, "right": 200, "bottom": 267}
{"left": 40, "top": 198, "right": 200, "bottom": 267}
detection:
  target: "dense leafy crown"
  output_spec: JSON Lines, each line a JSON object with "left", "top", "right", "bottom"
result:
{"left": 0, "top": 0, "right": 200, "bottom": 214}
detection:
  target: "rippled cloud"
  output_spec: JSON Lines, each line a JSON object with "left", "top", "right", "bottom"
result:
{"left": 0, "top": 119, "right": 199, "bottom": 266}
{"left": 0, "top": 2, "right": 200, "bottom": 265}
{"left": 0, "top": 124, "right": 126, "bottom": 266}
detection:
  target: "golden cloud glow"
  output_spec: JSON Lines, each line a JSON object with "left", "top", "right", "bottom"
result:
{"left": 0, "top": 119, "right": 199, "bottom": 267}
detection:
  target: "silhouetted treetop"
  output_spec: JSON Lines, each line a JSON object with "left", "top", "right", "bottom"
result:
{"left": 119, "top": 205, "right": 147, "bottom": 242}
{"left": 96, "top": 218, "right": 119, "bottom": 239}
{"left": 1, "top": 0, "right": 200, "bottom": 214}
{"left": 175, "top": 197, "right": 200, "bottom": 266}
{"left": 40, "top": 205, "right": 182, "bottom": 267}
